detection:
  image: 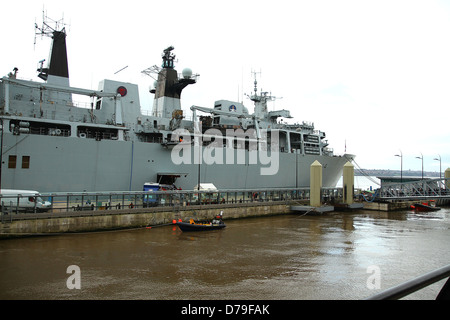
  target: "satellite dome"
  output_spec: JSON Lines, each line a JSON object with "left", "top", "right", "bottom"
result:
{"left": 182, "top": 68, "right": 192, "bottom": 79}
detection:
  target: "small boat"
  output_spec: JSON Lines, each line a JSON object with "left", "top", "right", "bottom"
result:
{"left": 410, "top": 201, "right": 441, "bottom": 212}
{"left": 176, "top": 212, "right": 226, "bottom": 232}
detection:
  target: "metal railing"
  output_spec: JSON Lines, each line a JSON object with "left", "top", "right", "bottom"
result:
{"left": 366, "top": 264, "right": 450, "bottom": 300}
{"left": 0, "top": 187, "right": 345, "bottom": 220}
{"left": 378, "top": 178, "right": 450, "bottom": 200}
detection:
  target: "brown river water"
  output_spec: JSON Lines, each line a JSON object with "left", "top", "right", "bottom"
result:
{"left": 0, "top": 208, "right": 449, "bottom": 300}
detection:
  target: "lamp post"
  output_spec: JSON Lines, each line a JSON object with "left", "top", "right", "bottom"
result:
{"left": 395, "top": 151, "right": 403, "bottom": 185}
{"left": 434, "top": 154, "right": 441, "bottom": 195}
{"left": 416, "top": 153, "right": 423, "bottom": 181}
{"left": 434, "top": 154, "right": 441, "bottom": 180}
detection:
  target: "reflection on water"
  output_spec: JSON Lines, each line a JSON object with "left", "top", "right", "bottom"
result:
{"left": 0, "top": 208, "right": 449, "bottom": 300}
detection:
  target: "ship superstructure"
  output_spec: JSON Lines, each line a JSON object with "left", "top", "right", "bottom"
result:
{"left": 0, "top": 21, "right": 354, "bottom": 192}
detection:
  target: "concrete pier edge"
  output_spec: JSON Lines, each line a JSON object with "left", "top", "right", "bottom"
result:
{"left": 2, "top": 198, "right": 440, "bottom": 239}
{"left": 0, "top": 202, "right": 293, "bottom": 239}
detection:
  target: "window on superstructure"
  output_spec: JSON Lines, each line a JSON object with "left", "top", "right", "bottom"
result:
{"left": 95, "top": 98, "right": 102, "bottom": 110}
{"left": 8, "top": 155, "right": 17, "bottom": 169}
{"left": 22, "top": 156, "right": 30, "bottom": 169}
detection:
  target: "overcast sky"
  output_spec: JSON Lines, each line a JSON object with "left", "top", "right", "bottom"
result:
{"left": 2, "top": 0, "right": 450, "bottom": 173}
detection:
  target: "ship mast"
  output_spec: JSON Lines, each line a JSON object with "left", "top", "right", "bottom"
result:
{"left": 248, "top": 70, "right": 281, "bottom": 121}
{"left": 35, "top": 10, "right": 70, "bottom": 87}
{"left": 143, "top": 46, "right": 197, "bottom": 119}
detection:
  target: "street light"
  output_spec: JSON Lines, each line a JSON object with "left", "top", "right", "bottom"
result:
{"left": 395, "top": 151, "right": 403, "bottom": 185}
{"left": 416, "top": 153, "right": 423, "bottom": 181}
{"left": 434, "top": 154, "right": 441, "bottom": 180}
{"left": 434, "top": 154, "right": 442, "bottom": 195}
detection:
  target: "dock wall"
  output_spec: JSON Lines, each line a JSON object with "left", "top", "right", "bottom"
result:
{"left": 3, "top": 199, "right": 448, "bottom": 238}
{"left": 0, "top": 202, "right": 292, "bottom": 239}
{"left": 362, "top": 201, "right": 416, "bottom": 211}
{"left": 362, "top": 200, "right": 450, "bottom": 211}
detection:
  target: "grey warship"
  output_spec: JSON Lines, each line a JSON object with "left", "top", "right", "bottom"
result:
{"left": 0, "top": 22, "right": 354, "bottom": 193}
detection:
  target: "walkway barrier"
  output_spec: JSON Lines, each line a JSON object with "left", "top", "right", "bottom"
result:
{"left": 366, "top": 264, "right": 450, "bottom": 300}
{"left": 378, "top": 178, "right": 450, "bottom": 200}
{"left": 0, "top": 187, "right": 345, "bottom": 220}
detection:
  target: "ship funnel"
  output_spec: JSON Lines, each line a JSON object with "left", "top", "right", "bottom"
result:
{"left": 47, "top": 30, "right": 70, "bottom": 84}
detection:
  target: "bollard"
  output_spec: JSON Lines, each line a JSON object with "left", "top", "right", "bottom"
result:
{"left": 343, "top": 161, "right": 354, "bottom": 205}
{"left": 310, "top": 160, "right": 322, "bottom": 207}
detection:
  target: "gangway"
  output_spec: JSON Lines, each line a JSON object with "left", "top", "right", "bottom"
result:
{"left": 377, "top": 177, "right": 450, "bottom": 201}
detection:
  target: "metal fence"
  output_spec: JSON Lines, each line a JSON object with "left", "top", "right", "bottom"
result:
{"left": 378, "top": 178, "right": 450, "bottom": 200}
{"left": 0, "top": 187, "right": 345, "bottom": 219}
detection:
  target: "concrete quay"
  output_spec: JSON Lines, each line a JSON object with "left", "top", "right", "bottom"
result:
{"left": 1, "top": 198, "right": 426, "bottom": 239}
{"left": 0, "top": 202, "right": 293, "bottom": 239}
{"left": 362, "top": 201, "right": 414, "bottom": 211}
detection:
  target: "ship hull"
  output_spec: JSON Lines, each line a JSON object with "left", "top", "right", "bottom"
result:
{"left": 1, "top": 133, "right": 351, "bottom": 192}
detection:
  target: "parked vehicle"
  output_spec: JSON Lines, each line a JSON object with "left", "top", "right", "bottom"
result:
{"left": 0, "top": 189, "right": 51, "bottom": 212}
{"left": 142, "top": 183, "right": 160, "bottom": 207}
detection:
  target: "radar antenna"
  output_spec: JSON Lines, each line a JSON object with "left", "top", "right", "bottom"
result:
{"left": 141, "top": 46, "right": 178, "bottom": 80}
{"left": 162, "top": 46, "right": 176, "bottom": 68}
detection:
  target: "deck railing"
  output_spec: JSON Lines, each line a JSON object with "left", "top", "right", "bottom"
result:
{"left": 366, "top": 264, "right": 450, "bottom": 300}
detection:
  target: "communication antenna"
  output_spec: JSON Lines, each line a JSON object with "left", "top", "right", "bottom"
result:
{"left": 141, "top": 65, "right": 163, "bottom": 81}
{"left": 245, "top": 69, "right": 283, "bottom": 112}
{"left": 114, "top": 65, "right": 129, "bottom": 75}
{"left": 244, "top": 69, "right": 261, "bottom": 102}
{"left": 34, "top": 9, "right": 69, "bottom": 47}
{"left": 251, "top": 69, "right": 262, "bottom": 94}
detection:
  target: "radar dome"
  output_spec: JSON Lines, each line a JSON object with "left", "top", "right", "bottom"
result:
{"left": 182, "top": 68, "right": 192, "bottom": 79}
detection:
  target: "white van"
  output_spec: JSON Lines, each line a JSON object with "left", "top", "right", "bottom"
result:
{"left": 0, "top": 189, "right": 52, "bottom": 212}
